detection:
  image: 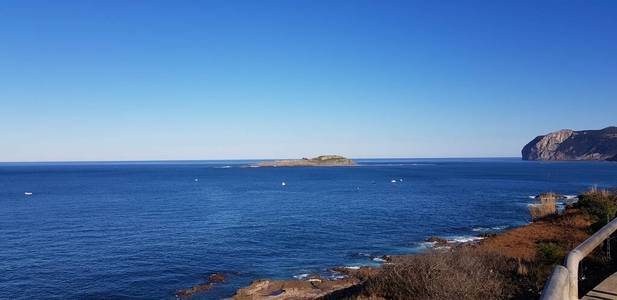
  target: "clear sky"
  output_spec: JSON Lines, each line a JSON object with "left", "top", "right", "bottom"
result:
{"left": 1, "top": 1, "right": 616, "bottom": 161}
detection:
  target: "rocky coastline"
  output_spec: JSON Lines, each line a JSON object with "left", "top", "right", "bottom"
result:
{"left": 176, "top": 191, "right": 605, "bottom": 299}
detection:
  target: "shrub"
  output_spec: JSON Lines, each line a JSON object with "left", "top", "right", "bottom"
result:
{"left": 529, "top": 193, "right": 558, "bottom": 220}
{"left": 577, "top": 187, "right": 617, "bottom": 230}
{"left": 537, "top": 242, "right": 566, "bottom": 265}
{"left": 363, "top": 249, "right": 510, "bottom": 300}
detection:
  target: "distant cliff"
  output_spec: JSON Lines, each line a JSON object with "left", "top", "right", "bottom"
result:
{"left": 522, "top": 127, "right": 617, "bottom": 161}
{"left": 255, "top": 155, "right": 356, "bottom": 167}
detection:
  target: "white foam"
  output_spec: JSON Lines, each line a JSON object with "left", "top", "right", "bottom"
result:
{"left": 372, "top": 257, "right": 387, "bottom": 263}
{"left": 446, "top": 236, "right": 484, "bottom": 243}
{"left": 344, "top": 266, "right": 361, "bottom": 270}
{"left": 293, "top": 273, "right": 310, "bottom": 280}
{"left": 329, "top": 274, "right": 347, "bottom": 280}
{"left": 472, "top": 225, "right": 507, "bottom": 232}
{"left": 417, "top": 241, "right": 437, "bottom": 248}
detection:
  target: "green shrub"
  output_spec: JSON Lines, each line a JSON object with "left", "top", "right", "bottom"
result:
{"left": 537, "top": 242, "right": 565, "bottom": 265}
{"left": 577, "top": 187, "right": 617, "bottom": 230}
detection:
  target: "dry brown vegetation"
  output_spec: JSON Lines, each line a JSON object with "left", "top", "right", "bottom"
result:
{"left": 336, "top": 191, "right": 606, "bottom": 300}
{"left": 529, "top": 193, "right": 558, "bottom": 220}
{"left": 362, "top": 249, "right": 511, "bottom": 300}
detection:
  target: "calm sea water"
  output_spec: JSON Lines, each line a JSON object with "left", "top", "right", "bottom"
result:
{"left": 1, "top": 158, "right": 616, "bottom": 299}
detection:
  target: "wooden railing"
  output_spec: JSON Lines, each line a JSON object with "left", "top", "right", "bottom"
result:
{"left": 540, "top": 217, "right": 617, "bottom": 300}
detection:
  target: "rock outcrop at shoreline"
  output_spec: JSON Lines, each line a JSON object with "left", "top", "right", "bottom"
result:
{"left": 255, "top": 155, "right": 356, "bottom": 167}
{"left": 176, "top": 273, "right": 226, "bottom": 298}
{"left": 522, "top": 127, "right": 617, "bottom": 161}
{"left": 231, "top": 267, "right": 375, "bottom": 300}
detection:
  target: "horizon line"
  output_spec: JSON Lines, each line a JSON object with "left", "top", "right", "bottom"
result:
{"left": 0, "top": 156, "right": 522, "bottom": 164}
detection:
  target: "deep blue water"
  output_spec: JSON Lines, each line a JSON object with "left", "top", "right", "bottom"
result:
{"left": 1, "top": 158, "right": 616, "bottom": 299}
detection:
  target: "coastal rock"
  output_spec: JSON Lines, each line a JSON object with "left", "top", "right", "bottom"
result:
{"left": 522, "top": 127, "right": 617, "bottom": 161}
{"left": 175, "top": 273, "right": 225, "bottom": 298}
{"left": 425, "top": 236, "right": 449, "bottom": 246}
{"left": 231, "top": 266, "right": 378, "bottom": 300}
{"left": 231, "top": 277, "right": 360, "bottom": 300}
{"left": 255, "top": 155, "right": 356, "bottom": 167}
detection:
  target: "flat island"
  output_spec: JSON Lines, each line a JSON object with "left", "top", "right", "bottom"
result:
{"left": 254, "top": 155, "right": 356, "bottom": 167}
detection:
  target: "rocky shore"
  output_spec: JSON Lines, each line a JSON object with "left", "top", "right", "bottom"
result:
{"left": 176, "top": 190, "right": 609, "bottom": 299}
{"left": 254, "top": 155, "right": 356, "bottom": 167}
{"left": 226, "top": 210, "right": 591, "bottom": 300}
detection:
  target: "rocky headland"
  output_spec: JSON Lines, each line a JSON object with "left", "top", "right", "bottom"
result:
{"left": 254, "top": 155, "right": 357, "bottom": 167}
{"left": 522, "top": 126, "right": 617, "bottom": 161}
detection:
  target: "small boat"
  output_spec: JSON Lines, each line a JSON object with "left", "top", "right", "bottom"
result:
{"left": 281, "top": 182, "right": 286, "bottom": 186}
{"left": 391, "top": 179, "right": 397, "bottom": 183}
{"left": 24, "top": 192, "right": 33, "bottom": 196}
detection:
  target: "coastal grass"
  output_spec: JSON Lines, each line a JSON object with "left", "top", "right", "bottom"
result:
{"left": 361, "top": 249, "right": 513, "bottom": 300}
{"left": 529, "top": 193, "right": 558, "bottom": 220}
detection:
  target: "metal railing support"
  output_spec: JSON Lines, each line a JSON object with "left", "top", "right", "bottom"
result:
{"left": 540, "top": 217, "right": 617, "bottom": 300}
{"left": 541, "top": 266, "right": 569, "bottom": 299}
{"left": 565, "top": 250, "right": 582, "bottom": 300}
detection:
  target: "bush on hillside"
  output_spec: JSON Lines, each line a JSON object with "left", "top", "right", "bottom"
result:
{"left": 577, "top": 187, "right": 617, "bottom": 230}
{"left": 363, "top": 249, "right": 511, "bottom": 300}
{"left": 529, "top": 193, "right": 558, "bottom": 220}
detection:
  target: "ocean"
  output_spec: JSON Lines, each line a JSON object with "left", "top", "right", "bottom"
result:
{"left": 1, "top": 158, "right": 616, "bottom": 299}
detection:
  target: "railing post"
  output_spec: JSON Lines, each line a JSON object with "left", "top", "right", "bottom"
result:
{"left": 540, "top": 265, "right": 569, "bottom": 299}
{"left": 565, "top": 250, "right": 582, "bottom": 300}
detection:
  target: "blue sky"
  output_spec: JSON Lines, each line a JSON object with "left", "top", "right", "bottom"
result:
{"left": 1, "top": 1, "right": 616, "bottom": 161}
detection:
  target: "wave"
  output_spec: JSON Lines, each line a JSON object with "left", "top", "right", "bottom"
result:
{"left": 293, "top": 273, "right": 310, "bottom": 280}
{"left": 472, "top": 225, "right": 508, "bottom": 232}
{"left": 328, "top": 274, "right": 348, "bottom": 280}
{"left": 445, "top": 236, "right": 484, "bottom": 243}
{"left": 352, "top": 252, "right": 372, "bottom": 258}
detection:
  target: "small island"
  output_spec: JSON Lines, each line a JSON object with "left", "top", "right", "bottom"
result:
{"left": 254, "top": 155, "right": 356, "bottom": 167}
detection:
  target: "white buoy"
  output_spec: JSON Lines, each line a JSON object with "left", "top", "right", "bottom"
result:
{"left": 24, "top": 192, "right": 33, "bottom": 196}
{"left": 281, "top": 182, "right": 286, "bottom": 186}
